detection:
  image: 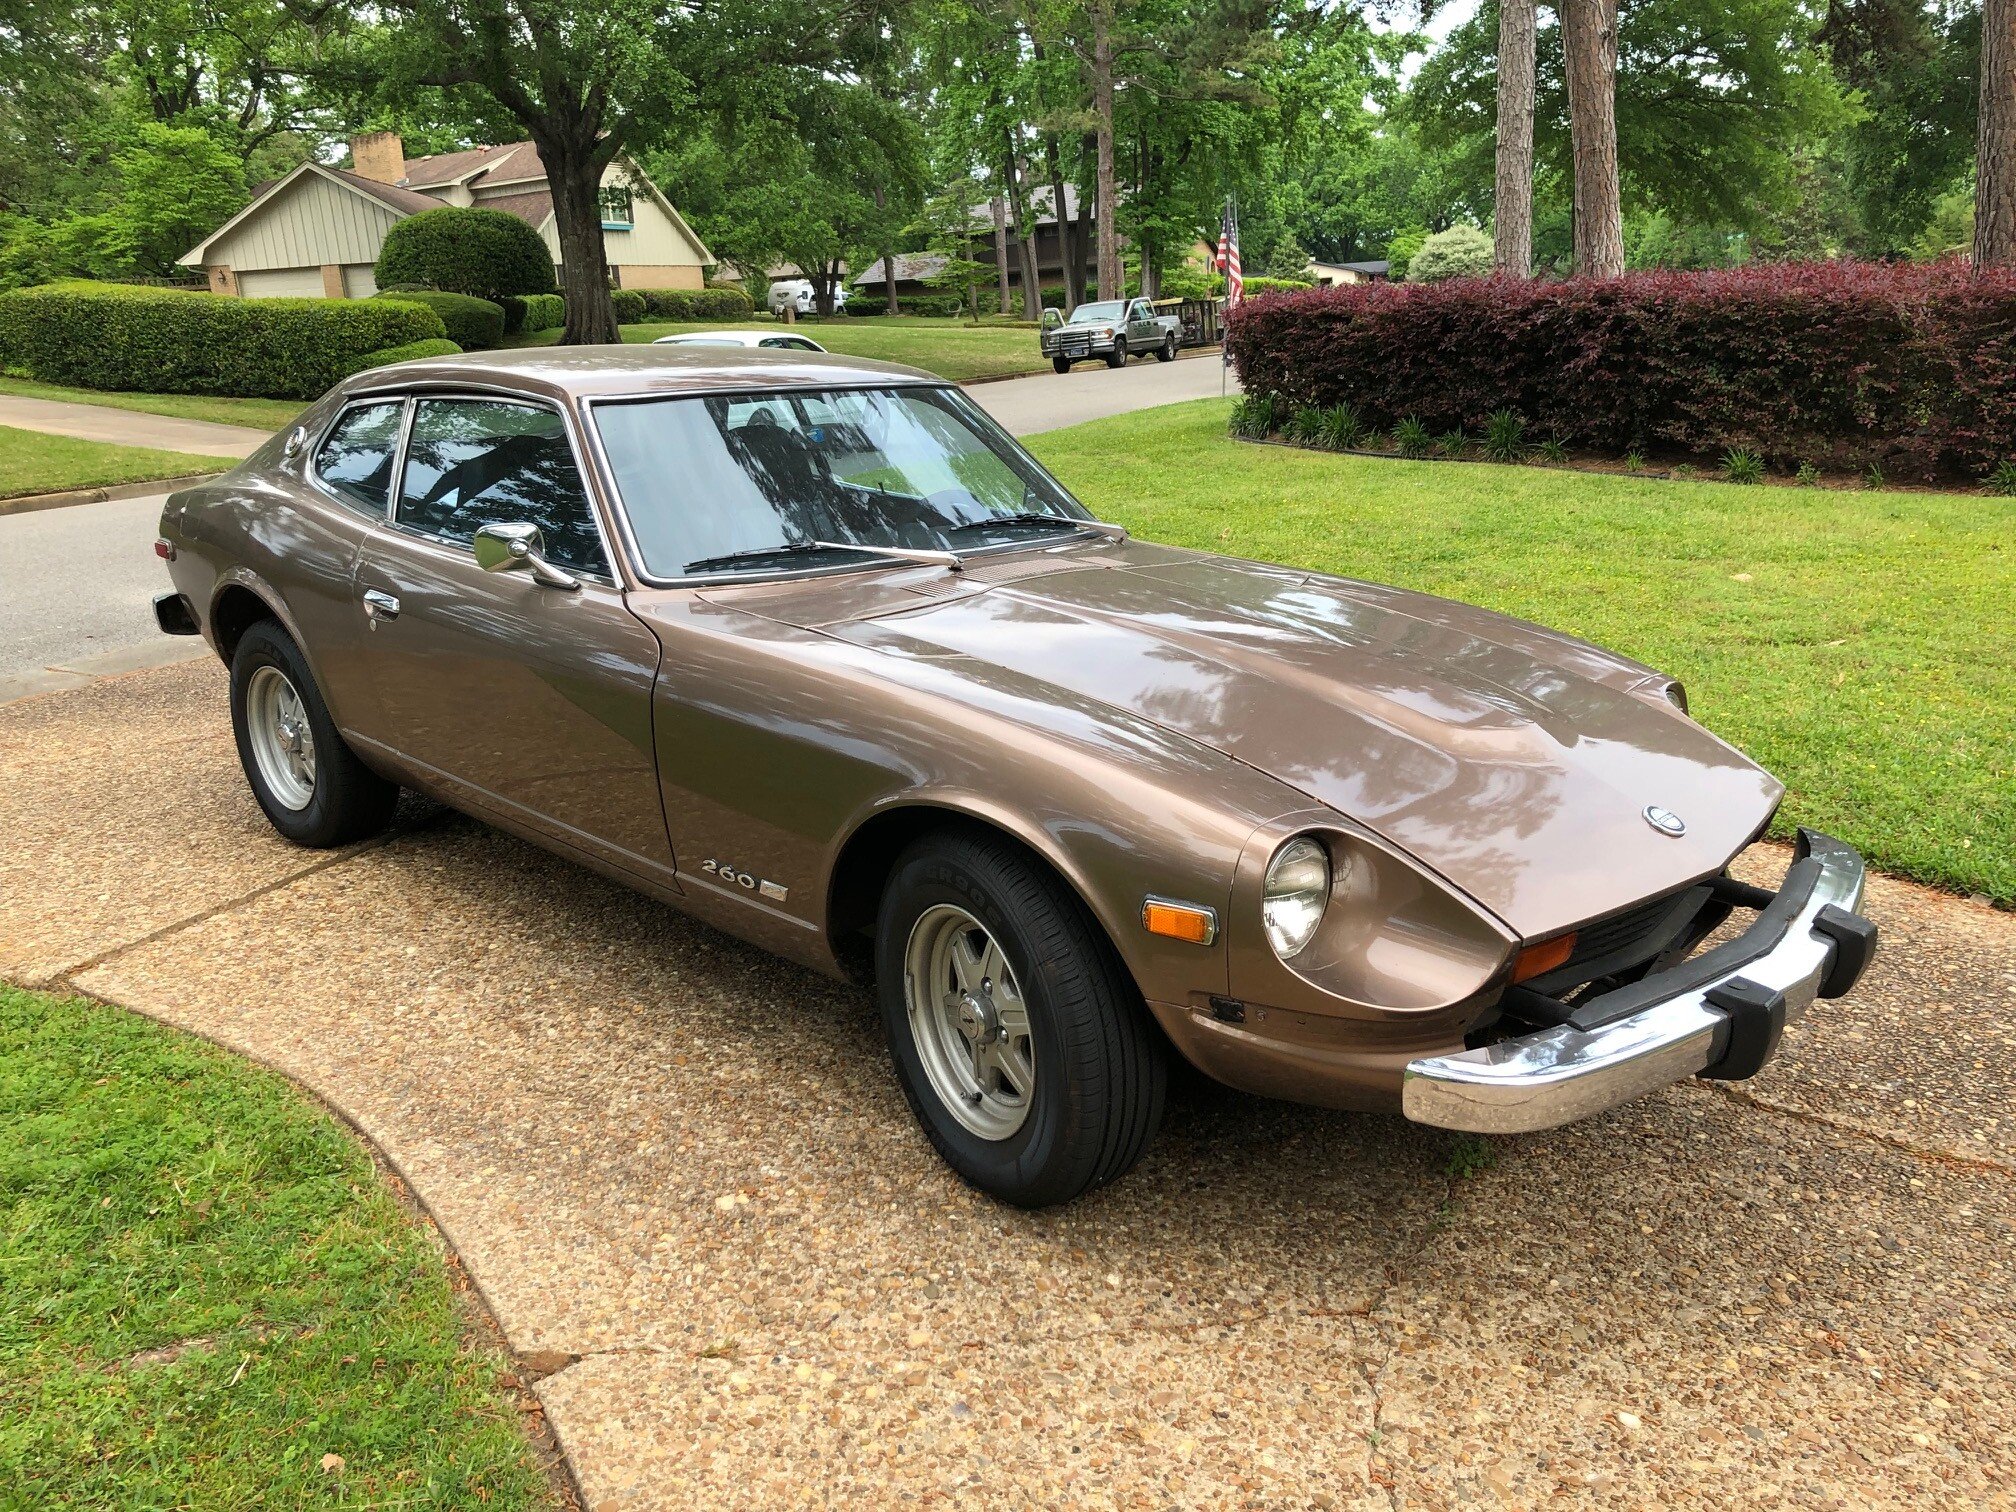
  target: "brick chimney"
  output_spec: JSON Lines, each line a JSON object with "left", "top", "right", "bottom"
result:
{"left": 350, "top": 131, "right": 407, "bottom": 185}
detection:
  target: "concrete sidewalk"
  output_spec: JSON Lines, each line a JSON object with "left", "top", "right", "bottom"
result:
{"left": 5, "top": 658, "right": 2010, "bottom": 1510}
{"left": 0, "top": 394, "right": 269, "bottom": 457}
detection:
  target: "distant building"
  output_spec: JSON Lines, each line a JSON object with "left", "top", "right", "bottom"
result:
{"left": 178, "top": 133, "right": 712, "bottom": 299}
{"left": 1305, "top": 260, "right": 1392, "bottom": 287}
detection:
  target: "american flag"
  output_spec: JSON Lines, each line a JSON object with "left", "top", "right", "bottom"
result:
{"left": 1216, "top": 201, "right": 1243, "bottom": 305}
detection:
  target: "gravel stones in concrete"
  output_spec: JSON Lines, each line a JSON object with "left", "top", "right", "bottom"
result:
{"left": 11, "top": 659, "right": 2015, "bottom": 1507}
{"left": 0, "top": 660, "right": 344, "bottom": 982}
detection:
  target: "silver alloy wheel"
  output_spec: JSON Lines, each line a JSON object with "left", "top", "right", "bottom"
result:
{"left": 903, "top": 904, "right": 1035, "bottom": 1140}
{"left": 245, "top": 664, "right": 317, "bottom": 811}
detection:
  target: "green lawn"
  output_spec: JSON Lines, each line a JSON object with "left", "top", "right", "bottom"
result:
{"left": 0, "top": 375, "right": 304, "bottom": 432}
{"left": 512, "top": 315, "right": 1053, "bottom": 382}
{"left": 0, "top": 425, "right": 228, "bottom": 500}
{"left": 0, "top": 986, "right": 560, "bottom": 1508}
{"left": 1028, "top": 400, "right": 2015, "bottom": 905}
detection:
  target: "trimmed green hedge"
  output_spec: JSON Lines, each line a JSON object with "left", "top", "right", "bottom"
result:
{"left": 0, "top": 281, "right": 446, "bottom": 398}
{"left": 340, "top": 337, "right": 462, "bottom": 377}
{"left": 518, "top": 293, "right": 564, "bottom": 332}
{"left": 373, "top": 207, "right": 555, "bottom": 301}
{"left": 610, "top": 288, "right": 648, "bottom": 324}
{"left": 638, "top": 287, "right": 754, "bottom": 320}
{"left": 372, "top": 290, "right": 504, "bottom": 350}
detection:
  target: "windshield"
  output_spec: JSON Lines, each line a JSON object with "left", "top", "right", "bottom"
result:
{"left": 593, "top": 385, "right": 1095, "bottom": 579}
{"left": 1067, "top": 301, "right": 1127, "bottom": 325}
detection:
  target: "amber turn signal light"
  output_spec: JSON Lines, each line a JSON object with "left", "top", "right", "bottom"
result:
{"left": 1142, "top": 898, "right": 1218, "bottom": 946}
{"left": 1512, "top": 932, "right": 1577, "bottom": 983}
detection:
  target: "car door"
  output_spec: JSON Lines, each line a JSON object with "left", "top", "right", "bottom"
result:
{"left": 351, "top": 393, "right": 674, "bottom": 881}
{"left": 279, "top": 396, "right": 409, "bottom": 735}
{"left": 1128, "top": 299, "right": 1156, "bottom": 346}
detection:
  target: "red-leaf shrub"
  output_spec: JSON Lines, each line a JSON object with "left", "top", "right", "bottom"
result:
{"left": 1224, "top": 261, "right": 2016, "bottom": 476}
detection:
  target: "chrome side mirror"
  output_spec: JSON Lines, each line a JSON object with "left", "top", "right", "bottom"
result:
{"left": 473, "top": 521, "right": 579, "bottom": 590}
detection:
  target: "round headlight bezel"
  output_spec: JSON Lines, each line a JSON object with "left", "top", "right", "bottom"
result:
{"left": 1262, "top": 834, "right": 1332, "bottom": 960}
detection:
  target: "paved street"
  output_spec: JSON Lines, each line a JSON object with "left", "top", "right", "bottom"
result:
{"left": 4, "top": 659, "right": 2011, "bottom": 1510}
{"left": 0, "top": 493, "right": 210, "bottom": 701}
{"left": 0, "top": 357, "right": 1234, "bottom": 699}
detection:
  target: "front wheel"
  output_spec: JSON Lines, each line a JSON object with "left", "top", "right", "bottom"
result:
{"left": 230, "top": 619, "right": 397, "bottom": 848}
{"left": 875, "top": 830, "right": 1167, "bottom": 1207}
{"left": 1052, "top": 355, "right": 1072, "bottom": 375}
{"left": 1156, "top": 335, "right": 1177, "bottom": 362}
{"left": 1105, "top": 340, "right": 1127, "bottom": 369}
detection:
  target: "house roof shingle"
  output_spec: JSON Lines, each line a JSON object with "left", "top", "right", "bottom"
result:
{"left": 476, "top": 189, "right": 555, "bottom": 230}
{"left": 399, "top": 141, "right": 545, "bottom": 191}
{"left": 853, "top": 253, "right": 948, "bottom": 287}
{"left": 329, "top": 168, "right": 445, "bottom": 216}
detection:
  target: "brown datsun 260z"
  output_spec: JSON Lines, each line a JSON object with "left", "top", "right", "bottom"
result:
{"left": 155, "top": 348, "right": 1878, "bottom": 1207}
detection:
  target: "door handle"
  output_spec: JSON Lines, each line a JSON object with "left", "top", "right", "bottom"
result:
{"left": 363, "top": 589, "right": 400, "bottom": 622}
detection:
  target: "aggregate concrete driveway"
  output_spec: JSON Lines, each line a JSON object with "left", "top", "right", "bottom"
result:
{"left": 4, "top": 659, "right": 2012, "bottom": 1509}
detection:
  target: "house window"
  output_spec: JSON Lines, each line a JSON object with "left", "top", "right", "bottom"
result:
{"left": 599, "top": 186, "right": 634, "bottom": 230}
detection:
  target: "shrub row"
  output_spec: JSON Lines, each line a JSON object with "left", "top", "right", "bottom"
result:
{"left": 372, "top": 289, "right": 504, "bottom": 350}
{"left": 637, "top": 286, "right": 755, "bottom": 320}
{"left": 0, "top": 281, "right": 445, "bottom": 398}
{"left": 1225, "top": 260, "right": 2016, "bottom": 475}
{"left": 512, "top": 293, "right": 564, "bottom": 332}
{"left": 610, "top": 288, "right": 648, "bottom": 324}
{"left": 340, "top": 337, "right": 463, "bottom": 378}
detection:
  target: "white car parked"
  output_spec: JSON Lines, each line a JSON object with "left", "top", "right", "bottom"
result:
{"left": 766, "top": 278, "right": 849, "bottom": 316}
{"left": 651, "top": 330, "right": 829, "bottom": 353}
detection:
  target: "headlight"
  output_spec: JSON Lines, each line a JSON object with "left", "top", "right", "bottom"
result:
{"left": 1663, "top": 680, "right": 1689, "bottom": 714}
{"left": 1263, "top": 835, "right": 1332, "bottom": 959}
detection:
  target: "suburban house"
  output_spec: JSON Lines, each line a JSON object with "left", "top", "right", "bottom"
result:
{"left": 1305, "top": 259, "right": 1392, "bottom": 287}
{"left": 854, "top": 185, "right": 1105, "bottom": 303}
{"left": 178, "top": 133, "right": 713, "bottom": 299}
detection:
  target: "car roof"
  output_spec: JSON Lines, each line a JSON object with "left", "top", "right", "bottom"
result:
{"left": 655, "top": 330, "right": 823, "bottom": 346}
{"left": 339, "top": 343, "right": 931, "bottom": 404}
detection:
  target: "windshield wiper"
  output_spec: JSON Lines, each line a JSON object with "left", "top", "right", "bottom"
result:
{"left": 945, "top": 511, "right": 1129, "bottom": 542}
{"left": 684, "top": 540, "right": 964, "bottom": 575}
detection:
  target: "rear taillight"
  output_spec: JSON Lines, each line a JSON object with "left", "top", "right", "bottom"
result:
{"left": 153, "top": 538, "right": 175, "bottom": 561}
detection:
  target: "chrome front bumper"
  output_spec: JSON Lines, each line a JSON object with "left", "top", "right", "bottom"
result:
{"left": 1402, "top": 829, "right": 1875, "bottom": 1135}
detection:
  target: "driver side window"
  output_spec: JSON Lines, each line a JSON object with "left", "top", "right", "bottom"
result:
{"left": 396, "top": 398, "right": 609, "bottom": 577}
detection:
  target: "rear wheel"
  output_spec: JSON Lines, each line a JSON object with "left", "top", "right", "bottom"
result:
{"left": 1156, "top": 334, "right": 1177, "bottom": 362}
{"left": 1052, "top": 356, "right": 1072, "bottom": 375}
{"left": 1105, "top": 339, "right": 1127, "bottom": 369}
{"left": 230, "top": 619, "right": 397, "bottom": 848}
{"left": 876, "top": 830, "right": 1166, "bottom": 1206}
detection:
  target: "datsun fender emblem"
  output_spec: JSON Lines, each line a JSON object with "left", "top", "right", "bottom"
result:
{"left": 1643, "top": 805, "right": 1687, "bottom": 837}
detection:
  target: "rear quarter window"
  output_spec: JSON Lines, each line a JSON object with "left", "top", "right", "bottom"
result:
{"left": 314, "top": 401, "right": 405, "bottom": 513}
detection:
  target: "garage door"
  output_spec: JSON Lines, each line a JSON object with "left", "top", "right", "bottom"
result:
{"left": 237, "top": 267, "right": 327, "bottom": 298}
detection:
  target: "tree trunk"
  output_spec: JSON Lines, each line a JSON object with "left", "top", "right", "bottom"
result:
{"left": 548, "top": 139, "right": 620, "bottom": 344}
{"left": 992, "top": 193, "right": 1014, "bottom": 314}
{"left": 1004, "top": 148, "right": 1044, "bottom": 320}
{"left": 1045, "top": 136, "right": 1081, "bottom": 311}
{"left": 1091, "top": 1, "right": 1121, "bottom": 301}
{"left": 1494, "top": 0, "right": 1536, "bottom": 276}
{"left": 870, "top": 184, "right": 899, "bottom": 315}
{"left": 1562, "top": 0, "right": 1625, "bottom": 278}
{"left": 1979, "top": 0, "right": 2016, "bottom": 266}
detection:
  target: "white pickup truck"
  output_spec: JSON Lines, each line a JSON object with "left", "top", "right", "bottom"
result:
{"left": 1041, "top": 298, "right": 1182, "bottom": 373}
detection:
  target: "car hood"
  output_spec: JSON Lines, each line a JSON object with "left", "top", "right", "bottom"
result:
{"left": 718, "top": 546, "right": 1782, "bottom": 938}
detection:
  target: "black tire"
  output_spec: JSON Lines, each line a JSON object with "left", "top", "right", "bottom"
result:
{"left": 1052, "top": 356, "right": 1072, "bottom": 375}
{"left": 230, "top": 618, "right": 398, "bottom": 848}
{"left": 1156, "top": 334, "right": 1177, "bottom": 362}
{"left": 1105, "top": 339, "right": 1127, "bottom": 369}
{"left": 875, "top": 829, "right": 1167, "bottom": 1207}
